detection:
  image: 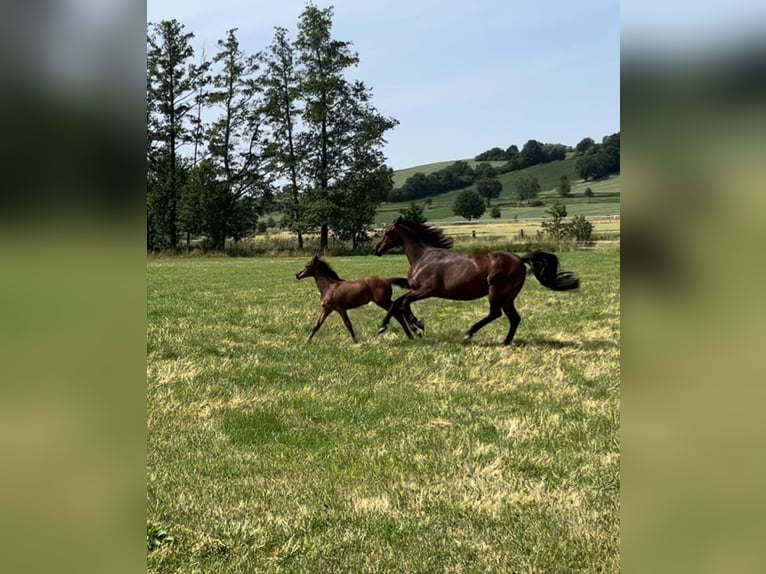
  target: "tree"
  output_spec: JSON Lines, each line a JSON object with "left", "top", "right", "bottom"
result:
{"left": 568, "top": 215, "right": 593, "bottom": 241}
{"left": 399, "top": 202, "right": 427, "bottom": 224}
{"left": 453, "top": 189, "right": 486, "bottom": 220}
{"left": 584, "top": 187, "right": 594, "bottom": 203}
{"left": 574, "top": 137, "right": 595, "bottom": 156}
{"left": 541, "top": 200, "right": 568, "bottom": 239}
{"left": 330, "top": 164, "right": 394, "bottom": 248}
{"left": 519, "top": 139, "right": 545, "bottom": 168}
{"left": 204, "top": 28, "right": 268, "bottom": 250}
{"left": 514, "top": 173, "right": 540, "bottom": 204}
{"left": 557, "top": 175, "right": 572, "bottom": 197}
{"left": 473, "top": 162, "right": 498, "bottom": 181}
{"left": 147, "top": 19, "right": 206, "bottom": 250}
{"left": 295, "top": 3, "right": 397, "bottom": 252}
{"left": 490, "top": 206, "right": 501, "bottom": 219}
{"left": 476, "top": 177, "right": 502, "bottom": 205}
{"left": 262, "top": 26, "right": 306, "bottom": 248}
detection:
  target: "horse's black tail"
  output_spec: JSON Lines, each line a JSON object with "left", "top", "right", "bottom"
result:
{"left": 388, "top": 277, "right": 410, "bottom": 289}
{"left": 521, "top": 251, "right": 580, "bottom": 291}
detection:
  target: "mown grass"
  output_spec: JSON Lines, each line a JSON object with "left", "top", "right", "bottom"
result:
{"left": 147, "top": 249, "right": 619, "bottom": 573}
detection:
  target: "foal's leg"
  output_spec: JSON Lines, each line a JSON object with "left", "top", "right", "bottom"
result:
{"left": 337, "top": 309, "right": 358, "bottom": 343}
{"left": 308, "top": 308, "right": 331, "bottom": 341}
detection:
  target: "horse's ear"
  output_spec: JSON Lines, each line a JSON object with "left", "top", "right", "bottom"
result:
{"left": 312, "top": 254, "right": 319, "bottom": 261}
{"left": 394, "top": 216, "right": 402, "bottom": 223}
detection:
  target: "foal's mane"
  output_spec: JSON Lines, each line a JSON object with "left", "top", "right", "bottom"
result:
{"left": 313, "top": 257, "right": 343, "bottom": 280}
{"left": 396, "top": 218, "right": 454, "bottom": 249}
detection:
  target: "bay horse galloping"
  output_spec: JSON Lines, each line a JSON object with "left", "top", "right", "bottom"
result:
{"left": 373, "top": 218, "right": 579, "bottom": 345}
{"left": 296, "top": 255, "right": 424, "bottom": 342}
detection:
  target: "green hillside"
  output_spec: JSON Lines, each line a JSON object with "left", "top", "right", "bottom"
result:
{"left": 392, "top": 159, "right": 506, "bottom": 188}
{"left": 380, "top": 158, "right": 619, "bottom": 224}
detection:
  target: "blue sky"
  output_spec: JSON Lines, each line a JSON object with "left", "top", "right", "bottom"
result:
{"left": 147, "top": 0, "right": 620, "bottom": 170}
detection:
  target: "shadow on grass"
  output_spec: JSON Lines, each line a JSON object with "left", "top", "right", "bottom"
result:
{"left": 380, "top": 333, "right": 618, "bottom": 350}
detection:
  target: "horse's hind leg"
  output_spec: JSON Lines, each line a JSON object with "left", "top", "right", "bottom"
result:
{"left": 337, "top": 309, "right": 358, "bottom": 343}
{"left": 501, "top": 300, "right": 521, "bottom": 346}
{"left": 464, "top": 301, "right": 502, "bottom": 340}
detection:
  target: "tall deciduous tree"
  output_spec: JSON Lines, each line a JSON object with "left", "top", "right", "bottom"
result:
{"left": 204, "top": 28, "right": 268, "bottom": 249}
{"left": 262, "top": 26, "right": 306, "bottom": 248}
{"left": 295, "top": 3, "right": 397, "bottom": 252}
{"left": 147, "top": 19, "right": 206, "bottom": 249}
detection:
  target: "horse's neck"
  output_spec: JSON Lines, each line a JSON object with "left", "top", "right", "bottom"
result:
{"left": 313, "top": 274, "right": 339, "bottom": 296}
{"left": 401, "top": 238, "right": 426, "bottom": 266}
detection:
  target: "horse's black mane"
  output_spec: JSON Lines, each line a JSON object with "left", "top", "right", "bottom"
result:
{"left": 396, "top": 218, "right": 454, "bottom": 249}
{"left": 314, "top": 257, "right": 343, "bottom": 280}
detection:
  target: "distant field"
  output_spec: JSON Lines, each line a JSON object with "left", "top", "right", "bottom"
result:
{"left": 147, "top": 249, "right": 620, "bottom": 572}
{"left": 377, "top": 172, "right": 620, "bottom": 225}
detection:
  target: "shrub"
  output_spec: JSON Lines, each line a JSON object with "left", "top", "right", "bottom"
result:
{"left": 490, "top": 206, "right": 501, "bottom": 218}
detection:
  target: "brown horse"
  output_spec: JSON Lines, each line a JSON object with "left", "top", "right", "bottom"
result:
{"left": 373, "top": 218, "right": 579, "bottom": 345}
{"left": 295, "top": 255, "right": 424, "bottom": 342}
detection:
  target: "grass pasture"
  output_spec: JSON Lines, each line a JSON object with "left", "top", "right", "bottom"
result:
{"left": 147, "top": 249, "right": 620, "bottom": 572}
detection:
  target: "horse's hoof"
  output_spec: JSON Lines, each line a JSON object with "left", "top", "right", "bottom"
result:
{"left": 377, "top": 327, "right": 387, "bottom": 335}
{"left": 463, "top": 333, "right": 473, "bottom": 342}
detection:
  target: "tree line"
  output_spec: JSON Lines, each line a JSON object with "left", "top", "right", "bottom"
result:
{"left": 391, "top": 133, "right": 619, "bottom": 205}
{"left": 147, "top": 3, "right": 396, "bottom": 252}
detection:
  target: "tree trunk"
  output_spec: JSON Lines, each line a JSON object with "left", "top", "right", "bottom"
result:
{"left": 320, "top": 224, "right": 329, "bottom": 253}
{"left": 297, "top": 231, "right": 304, "bottom": 250}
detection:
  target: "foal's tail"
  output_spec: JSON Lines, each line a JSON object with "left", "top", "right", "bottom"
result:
{"left": 388, "top": 277, "right": 410, "bottom": 289}
{"left": 521, "top": 251, "right": 580, "bottom": 291}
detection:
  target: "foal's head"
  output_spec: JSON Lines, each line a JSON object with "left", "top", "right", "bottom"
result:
{"left": 295, "top": 255, "right": 342, "bottom": 280}
{"left": 373, "top": 217, "right": 453, "bottom": 256}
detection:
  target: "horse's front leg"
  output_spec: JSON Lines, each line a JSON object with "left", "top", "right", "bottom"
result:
{"left": 308, "top": 308, "right": 331, "bottom": 341}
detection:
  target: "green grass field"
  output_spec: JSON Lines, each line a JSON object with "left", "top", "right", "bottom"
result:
{"left": 147, "top": 249, "right": 620, "bottom": 572}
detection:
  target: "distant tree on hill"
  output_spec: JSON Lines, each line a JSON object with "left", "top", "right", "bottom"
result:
{"left": 584, "top": 187, "right": 594, "bottom": 202}
{"left": 473, "top": 162, "right": 498, "bottom": 180}
{"left": 557, "top": 175, "right": 572, "bottom": 197}
{"left": 575, "top": 132, "right": 620, "bottom": 180}
{"left": 514, "top": 173, "right": 541, "bottom": 204}
{"left": 453, "top": 189, "right": 486, "bottom": 220}
{"left": 490, "top": 206, "right": 501, "bottom": 218}
{"left": 474, "top": 147, "right": 507, "bottom": 161}
{"left": 476, "top": 177, "right": 502, "bottom": 205}
{"left": 519, "top": 139, "right": 545, "bottom": 168}
{"left": 574, "top": 137, "right": 596, "bottom": 156}
{"left": 390, "top": 160, "right": 475, "bottom": 202}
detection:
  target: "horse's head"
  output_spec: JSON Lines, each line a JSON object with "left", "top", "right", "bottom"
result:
{"left": 295, "top": 255, "right": 320, "bottom": 279}
{"left": 373, "top": 218, "right": 404, "bottom": 256}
